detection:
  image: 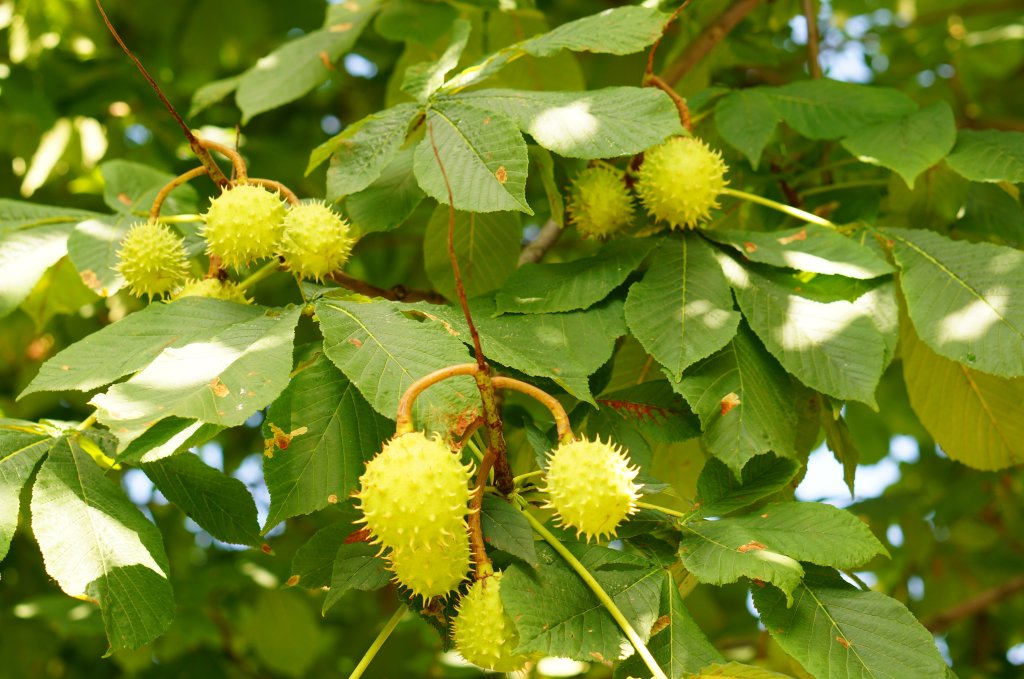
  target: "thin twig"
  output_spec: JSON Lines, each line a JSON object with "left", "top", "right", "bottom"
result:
{"left": 395, "top": 364, "right": 481, "bottom": 434}
{"left": 491, "top": 376, "right": 573, "bottom": 443}
{"left": 197, "top": 138, "right": 248, "bottom": 181}
{"left": 94, "top": 0, "right": 229, "bottom": 187}
{"left": 661, "top": 0, "right": 762, "bottom": 86}
{"left": 644, "top": 0, "right": 694, "bottom": 81}
{"left": 517, "top": 218, "right": 562, "bottom": 266}
{"left": 647, "top": 74, "right": 691, "bottom": 131}
{"left": 150, "top": 166, "right": 208, "bottom": 221}
{"left": 924, "top": 575, "right": 1024, "bottom": 632}
{"left": 350, "top": 606, "right": 407, "bottom": 679}
{"left": 328, "top": 271, "right": 444, "bottom": 304}
{"left": 802, "top": 0, "right": 823, "bottom": 78}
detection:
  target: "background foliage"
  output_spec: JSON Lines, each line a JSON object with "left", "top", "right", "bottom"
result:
{"left": 2, "top": 0, "right": 1024, "bottom": 677}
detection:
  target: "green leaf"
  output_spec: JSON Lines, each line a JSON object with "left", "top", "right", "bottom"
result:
{"left": 311, "top": 103, "right": 419, "bottom": 194}
{"left": 0, "top": 198, "right": 99, "bottom": 233}
{"left": 530, "top": 145, "right": 565, "bottom": 227}
{"left": 954, "top": 183, "right": 1024, "bottom": 244}
{"left": 374, "top": 0, "right": 456, "bottom": 44}
{"left": 901, "top": 319, "right": 1024, "bottom": 470}
{"left": 689, "top": 662, "right": 794, "bottom": 678}
{"left": 672, "top": 325, "right": 797, "bottom": 474}
{"left": 238, "top": 590, "right": 323, "bottom": 677}
{"left": 840, "top": 101, "right": 957, "bottom": 187}
{"left": 502, "top": 541, "right": 662, "bottom": 662}
{"left": 100, "top": 161, "right": 197, "bottom": 216}
{"left": 115, "top": 418, "right": 222, "bottom": 466}
{"left": 820, "top": 409, "right": 859, "bottom": 497}
{"left": 0, "top": 421, "right": 55, "bottom": 565}
{"left": 414, "top": 101, "right": 531, "bottom": 214}
{"left": 715, "top": 89, "right": 779, "bottom": 169}
{"left": 626, "top": 234, "right": 741, "bottom": 381}
{"left": 90, "top": 305, "right": 302, "bottom": 445}
{"left": 0, "top": 222, "right": 74, "bottom": 318}
{"left": 481, "top": 494, "right": 538, "bottom": 566}
{"left": 694, "top": 454, "right": 801, "bottom": 518}
{"left": 453, "top": 87, "right": 682, "bottom": 159}
{"left": 263, "top": 353, "right": 391, "bottom": 528}
{"left": 680, "top": 502, "right": 887, "bottom": 604}
{"left": 142, "top": 452, "right": 261, "bottom": 547}
{"left": 401, "top": 19, "right": 470, "bottom": 102}
{"left": 721, "top": 255, "right": 886, "bottom": 407}
{"left": 945, "top": 129, "right": 1024, "bottom": 183}
{"left": 411, "top": 296, "right": 627, "bottom": 404}
{"left": 66, "top": 218, "right": 129, "bottom": 297}
{"left": 236, "top": 1, "right": 381, "bottom": 122}
{"left": 315, "top": 296, "right": 476, "bottom": 429}
{"left": 423, "top": 206, "right": 521, "bottom": 301}
{"left": 595, "top": 380, "right": 701, "bottom": 445}
{"left": 22, "top": 297, "right": 275, "bottom": 397}
{"left": 705, "top": 226, "right": 894, "bottom": 279}
{"left": 888, "top": 227, "right": 1024, "bottom": 377}
{"left": 497, "top": 238, "right": 654, "bottom": 314}
{"left": 289, "top": 520, "right": 357, "bottom": 590}
{"left": 30, "top": 437, "right": 174, "bottom": 650}
{"left": 767, "top": 80, "right": 916, "bottom": 140}
{"left": 616, "top": 575, "right": 724, "bottom": 679}
{"left": 521, "top": 6, "right": 668, "bottom": 58}
{"left": 323, "top": 542, "right": 391, "bottom": 614}
{"left": 753, "top": 566, "right": 947, "bottom": 679}
{"left": 20, "top": 255, "right": 99, "bottom": 328}
{"left": 188, "top": 74, "right": 243, "bottom": 117}
{"left": 344, "top": 147, "right": 425, "bottom": 233}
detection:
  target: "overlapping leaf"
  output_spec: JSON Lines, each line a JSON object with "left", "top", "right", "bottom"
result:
{"left": 344, "top": 148, "right": 425, "bottom": 234}
{"left": 423, "top": 207, "right": 520, "bottom": 300}
{"left": 322, "top": 543, "right": 391, "bottom": 613}
{"left": 767, "top": 80, "right": 916, "bottom": 140}
{"left": 945, "top": 129, "right": 1024, "bottom": 183}
{"left": 693, "top": 454, "right": 801, "bottom": 519}
{"left": 715, "top": 89, "right": 779, "bottom": 169}
{"left": 481, "top": 494, "right": 538, "bottom": 566}
{"left": 0, "top": 421, "right": 55, "bottom": 564}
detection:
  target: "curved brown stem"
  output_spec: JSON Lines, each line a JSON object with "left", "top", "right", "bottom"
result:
{"left": 644, "top": 1, "right": 694, "bottom": 81}
{"left": 150, "top": 166, "right": 208, "bottom": 221}
{"left": 395, "top": 364, "right": 481, "bottom": 434}
{"left": 244, "top": 178, "right": 299, "bottom": 205}
{"left": 197, "top": 138, "right": 248, "bottom": 181}
{"left": 491, "top": 376, "right": 574, "bottom": 443}
{"left": 802, "top": 0, "right": 823, "bottom": 79}
{"left": 328, "top": 271, "right": 445, "bottom": 304}
{"left": 647, "top": 74, "right": 692, "bottom": 132}
{"left": 661, "top": 0, "right": 762, "bottom": 86}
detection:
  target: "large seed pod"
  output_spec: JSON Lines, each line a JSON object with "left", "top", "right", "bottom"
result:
{"left": 452, "top": 571, "right": 529, "bottom": 672}
{"left": 566, "top": 165, "right": 634, "bottom": 238}
{"left": 635, "top": 136, "right": 728, "bottom": 229}
{"left": 201, "top": 183, "right": 286, "bottom": 268}
{"left": 388, "top": 535, "right": 470, "bottom": 600}
{"left": 277, "top": 201, "right": 355, "bottom": 281}
{"left": 115, "top": 219, "right": 189, "bottom": 298}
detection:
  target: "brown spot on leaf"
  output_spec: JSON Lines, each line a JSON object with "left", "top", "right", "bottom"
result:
{"left": 495, "top": 166, "right": 508, "bottom": 184}
{"left": 743, "top": 241, "right": 758, "bottom": 253}
{"left": 738, "top": 540, "right": 767, "bottom": 553}
{"left": 349, "top": 338, "right": 363, "bottom": 348}
{"left": 327, "top": 494, "right": 339, "bottom": 504}
{"left": 761, "top": 513, "right": 769, "bottom": 518}
{"left": 650, "top": 614, "right": 671, "bottom": 636}
{"left": 261, "top": 543, "right": 273, "bottom": 554}
{"left": 329, "top": 22, "right": 353, "bottom": 33}
{"left": 777, "top": 228, "right": 807, "bottom": 245}
{"left": 210, "top": 377, "right": 229, "bottom": 398}
{"left": 344, "top": 1, "right": 359, "bottom": 10}
{"left": 61, "top": 364, "right": 70, "bottom": 371}
{"left": 837, "top": 636, "right": 852, "bottom": 649}
{"left": 318, "top": 51, "right": 335, "bottom": 70}
{"left": 117, "top": 192, "right": 132, "bottom": 206}
{"left": 286, "top": 575, "right": 300, "bottom": 587}
{"left": 752, "top": 578, "right": 766, "bottom": 587}
{"left": 265, "top": 423, "right": 307, "bottom": 457}
{"left": 720, "top": 392, "right": 741, "bottom": 415}
{"left": 79, "top": 269, "right": 101, "bottom": 290}
{"left": 483, "top": 116, "right": 491, "bottom": 125}
{"left": 345, "top": 528, "right": 371, "bottom": 544}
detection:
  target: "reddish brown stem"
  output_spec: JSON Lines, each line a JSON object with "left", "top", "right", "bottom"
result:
{"left": 245, "top": 178, "right": 299, "bottom": 205}
{"left": 150, "top": 166, "right": 208, "bottom": 221}
{"left": 802, "top": 0, "right": 823, "bottom": 78}
{"left": 644, "top": 0, "right": 694, "bottom": 81}
{"left": 661, "top": 0, "right": 762, "bottom": 86}
{"left": 468, "top": 448, "right": 495, "bottom": 577}
{"left": 328, "top": 271, "right": 444, "bottom": 304}
{"left": 924, "top": 575, "right": 1024, "bottom": 632}
{"left": 647, "top": 74, "right": 692, "bottom": 132}
{"left": 491, "top": 376, "right": 574, "bottom": 443}
{"left": 94, "top": 0, "right": 229, "bottom": 187}
{"left": 197, "top": 138, "right": 248, "bottom": 182}
{"left": 395, "top": 364, "right": 480, "bottom": 434}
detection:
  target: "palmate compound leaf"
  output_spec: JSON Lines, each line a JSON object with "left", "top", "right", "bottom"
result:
{"left": 901, "top": 317, "right": 1024, "bottom": 470}
{"left": 679, "top": 502, "right": 887, "bottom": 605}
{"left": 496, "top": 237, "right": 655, "bottom": 315}
{"left": 451, "top": 86, "right": 682, "bottom": 159}
{"left": 30, "top": 436, "right": 174, "bottom": 650}
{"left": 90, "top": 305, "right": 302, "bottom": 446}
{"left": 141, "top": 452, "right": 261, "bottom": 547}
{"left": 753, "top": 566, "right": 947, "bottom": 679}
{"left": 704, "top": 225, "right": 894, "bottom": 280}
{"left": 625, "top": 234, "right": 741, "bottom": 381}
{"left": 615, "top": 573, "right": 724, "bottom": 679}
{"left": 314, "top": 296, "right": 477, "bottom": 431}
{"left": 887, "top": 227, "right": 1024, "bottom": 378}
{"left": 671, "top": 324, "right": 798, "bottom": 475}
{"left": 262, "top": 352, "right": 392, "bottom": 528}
{"left": 406, "top": 295, "right": 627, "bottom": 405}
{"left": 0, "top": 420, "right": 56, "bottom": 565}
{"left": 718, "top": 253, "right": 886, "bottom": 407}
{"left": 502, "top": 541, "right": 662, "bottom": 663}
{"left": 414, "top": 100, "right": 532, "bottom": 214}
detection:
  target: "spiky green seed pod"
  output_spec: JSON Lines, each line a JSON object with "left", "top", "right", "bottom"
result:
{"left": 201, "top": 184, "right": 286, "bottom": 268}
{"left": 566, "top": 165, "right": 634, "bottom": 238}
{"left": 277, "top": 201, "right": 355, "bottom": 281}
{"left": 115, "top": 219, "right": 189, "bottom": 299}
{"left": 452, "top": 572, "right": 529, "bottom": 672}
{"left": 542, "top": 437, "right": 641, "bottom": 542}
{"left": 635, "top": 136, "right": 728, "bottom": 229}
{"left": 388, "top": 536, "right": 470, "bottom": 600}
{"left": 172, "top": 278, "right": 250, "bottom": 304}
{"left": 356, "top": 432, "right": 473, "bottom": 551}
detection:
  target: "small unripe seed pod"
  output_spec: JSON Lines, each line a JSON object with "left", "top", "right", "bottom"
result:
{"left": 115, "top": 219, "right": 189, "bottom": 299}
{"left": 202, "top": 184, "right": 286, "bottom": 268}
{"left": 542, "top": 437, "right": 641, "bottom": 542}
{"left": 388, "top": 536, "right": 470, "bottom": 600}
{"left": 566, "top": 165, "right": 634, "bottom": 238}
{"left": 172, "top": 278, "right": 250, "bottom": 304}
{"left": 635, "top": 136, "right": 728, "bottom": 229}
{"left": 277, "top": 201, "right": 355, "bottom": 281}
{"left": 452, "top": 572, "right": 529, "bottom": 672}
